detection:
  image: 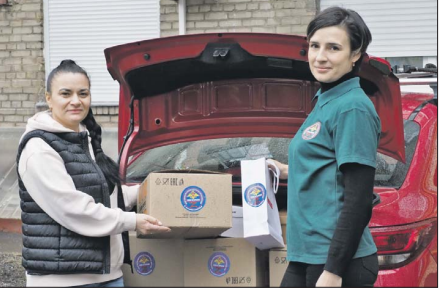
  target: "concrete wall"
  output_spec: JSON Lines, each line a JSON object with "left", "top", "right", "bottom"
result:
{"left": 161, "top": 0, "right": 317, "bottom": 37}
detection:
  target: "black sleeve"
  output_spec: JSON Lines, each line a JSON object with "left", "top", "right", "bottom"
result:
{"left": 323, "top": 162, "right": 375, "bottom": 277}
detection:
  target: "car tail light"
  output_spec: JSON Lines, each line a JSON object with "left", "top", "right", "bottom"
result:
{"left": 371, "top": 219, "right": 437, "bottom": 270}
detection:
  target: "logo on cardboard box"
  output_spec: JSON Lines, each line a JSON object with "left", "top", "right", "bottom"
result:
{"left": 208, "top": 252, "right": 230, "bottom": 277}
{"left": 226, "top": 276, "right": 252, "bottom": 285}
{"left": 155, "top": 177, "right": 184, "bottom": 186}
{"left": 134, "top": 252, "right": 155, "bottom": 276}
{"left": 180, "top": 186, "right": 206, "bottom": 212}
{"left": 275, "top": 256, "right": 288, "bottom": 264}
{"left": 244, "top": 183, "right": 267, "bottom": 207}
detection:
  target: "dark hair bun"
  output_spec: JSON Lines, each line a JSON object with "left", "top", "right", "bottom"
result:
{"left": 60, "top": 59, "right": 77, "bottom": 66}
{"left": 47, "top": 58, "right": 90, "bottom": 93}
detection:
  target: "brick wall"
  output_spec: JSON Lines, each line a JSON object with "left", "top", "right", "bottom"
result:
{"left": 0, "top": 0, "right": 119, "bottom": 128}
{"left": 161, "top": 0, "right": 317, "bottom": 37}
{"left": 93, "top": 106, "right": 119, "bottom": 128}
{"left": 0, "top": 0, "right": 44, "bottom": 127}
{"left": 1, "top": 0, "right": 317, "bottom": 128}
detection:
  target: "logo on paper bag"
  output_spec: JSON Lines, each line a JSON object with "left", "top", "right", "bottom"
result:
{"left": 134, "top": 252, "right": 155, "bottom": 276}
{"left": 180, "top": 186, "right": 206, "bottom": 212}
{"left": 208, "top": 252, "right": 230, "bottom": 277}
{"left": 302, "top": 121, "right": 321, "bottom": 140}
{"left": 244, "top": 183, "right": 267, "bottom": 207}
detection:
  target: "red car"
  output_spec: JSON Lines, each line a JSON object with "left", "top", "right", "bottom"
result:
{"left": 104, "top": 33, "right": 437, "bottom": 287}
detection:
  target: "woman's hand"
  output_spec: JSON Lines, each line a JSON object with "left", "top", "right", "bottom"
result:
{"left": 267, "top": 159, "right": 289, "bottom": 180}
{"left": 135, "top": 214, "right": 171, "bottom": 235}
{"left": 316, "top": 270, "right": 342, "bottom": 287}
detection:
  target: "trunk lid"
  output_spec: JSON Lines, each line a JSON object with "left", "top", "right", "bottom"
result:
{"left": 104, "top": 33, "right": 405, "bottom": 176}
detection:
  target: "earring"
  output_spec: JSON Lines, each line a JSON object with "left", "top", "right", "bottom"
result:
{"left": 352, "top": 62, "right": 355, "bottom": 67}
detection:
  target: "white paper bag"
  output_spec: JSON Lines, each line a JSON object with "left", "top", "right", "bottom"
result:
{"left": 241, "top": 157, "right": 285, "bottom": 250}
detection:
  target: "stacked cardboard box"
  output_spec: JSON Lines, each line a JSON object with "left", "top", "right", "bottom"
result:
{"left": 269, "top": 247, "right": 288, "bottom": 287}
{"left": 122, "top": 233, "right": 185, "bottom": 287}
{"left": 280, "top": 210, "right": 287, "bottom": 244}
{"left": 184, "top": 238, "right": 268, "bottom": 287}
{"left": 124, "top": 235, "right": 269, "bottom": 287}
{"left": 137, "top": 170, "right": 232, "bottom": 239}
{"left": 128, "top": 171, "right": 284, "bottom": 287}
{"left": 269, "top": 210, "right": 288, "bottom": 287}
{"left": 220, "top": 206, "right": 243, "bottom": 238}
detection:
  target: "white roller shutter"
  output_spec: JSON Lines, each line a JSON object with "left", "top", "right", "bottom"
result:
{"left": 320, "top": 0, "right": 437, "bottom": 59}
{"left": 44, "top": 0, "right": 160, "bottom": 105}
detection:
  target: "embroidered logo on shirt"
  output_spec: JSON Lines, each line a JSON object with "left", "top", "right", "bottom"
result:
{"left": 302, "top": 122, "right": 321, "bottom": 140}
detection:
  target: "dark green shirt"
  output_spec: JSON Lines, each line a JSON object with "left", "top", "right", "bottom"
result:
{"left": 287, "top": 77, "right": 380, "bottom": 264}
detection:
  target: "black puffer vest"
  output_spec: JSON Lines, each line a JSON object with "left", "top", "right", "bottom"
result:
{"left": 17, "top": 130, "right": 111, "bottom": 275}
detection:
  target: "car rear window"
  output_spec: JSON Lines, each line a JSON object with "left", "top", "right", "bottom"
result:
{"left": 126, "top": 120, "right": 419, "bottom": 189}
{"left": 126, "top": 137, "right": 289, "bottom": 183}
{"left": 374, "top": 120, "right": 420, "bottom": 188}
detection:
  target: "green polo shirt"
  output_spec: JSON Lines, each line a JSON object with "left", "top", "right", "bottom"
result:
{"left": 286, "top": 77, "right": 380, "bottom": 264}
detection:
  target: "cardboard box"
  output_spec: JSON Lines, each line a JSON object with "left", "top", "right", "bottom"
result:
{"left": 137, "top": 170, "right": 232, "bottom": 239}
{"left": 122, "top": 232, "right": 184, "bottom": 287}
{"left": 279, "top": 210, "right": 287, "bottom": 225}
{"left": 220, "top": 206, "right": 243, "bottom": 238}
{"left": 269, "top": 247, "right": 288, "bottom": 287}
{"left": 184, "top": 238, "right": 268, "bottom": 287}
{"left": 279, "top": 210, "right": 287, "bottom": 244}
{"left": 270, "top": 211, "right": 288, "bottom": 287}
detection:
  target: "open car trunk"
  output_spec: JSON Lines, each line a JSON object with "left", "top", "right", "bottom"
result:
{"left": 104, "top": 33, "right": 406, "bottom": 179}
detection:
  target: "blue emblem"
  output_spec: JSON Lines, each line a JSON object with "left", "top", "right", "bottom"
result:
{"left": 134, "top": 252, "right": 155, "bottom": 276}
{"left": 180, "top": 186, "right": 206, "bottom": 212}
{"left": 208, "top": 252, "right": 230, "bottom": 277}
{"left": 244, "top": 183, "right": 267, "bottom": 207}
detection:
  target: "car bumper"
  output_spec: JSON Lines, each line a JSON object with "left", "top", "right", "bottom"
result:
{"left": 375, "top": 250, "right": 437, "bottom": 287}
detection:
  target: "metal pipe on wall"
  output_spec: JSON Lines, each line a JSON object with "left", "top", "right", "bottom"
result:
{"left": 178, "top": 0, "right": 186, "bottom": 35}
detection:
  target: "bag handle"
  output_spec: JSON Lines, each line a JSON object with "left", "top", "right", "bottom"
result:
{"left": 266, "top": 159, "right": 280, "bottom": 194}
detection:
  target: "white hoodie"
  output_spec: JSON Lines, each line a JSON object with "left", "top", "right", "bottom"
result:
{"left": 18, "top": 111, "right": 138, "bottom": 287}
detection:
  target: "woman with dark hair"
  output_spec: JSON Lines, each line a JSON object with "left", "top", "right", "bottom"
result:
{"left": 269, "top": 6, "right": 380, "bottom": 287}
{"left": 17, "top": 60, "right": 170, "bottom": 287}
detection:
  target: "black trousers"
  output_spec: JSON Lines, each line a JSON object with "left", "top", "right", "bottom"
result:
{"left": 280, "top": 253, "right": 379, "bottom": 288}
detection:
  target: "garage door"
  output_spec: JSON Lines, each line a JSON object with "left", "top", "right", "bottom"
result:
{"left": 320, "top": 0, "right": 437, "bottom": 59}
{"left": 44, "top": 0, "right": 160, "bottom": 105}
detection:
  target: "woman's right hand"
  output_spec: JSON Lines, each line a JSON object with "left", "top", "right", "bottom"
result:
{"left": 267, "top": 159, "right": 289, "bottom": 180}
{"left": 135, "top": 214, "right": 171, "bottom": 235}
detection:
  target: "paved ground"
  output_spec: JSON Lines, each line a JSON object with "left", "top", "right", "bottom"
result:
{"left": 0, "top": 232, "right": 25, "bottom": 287}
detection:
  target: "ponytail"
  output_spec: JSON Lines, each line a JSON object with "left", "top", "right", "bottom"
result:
{"left": 82, "top": 107, "right": 121, "bottom": 193}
